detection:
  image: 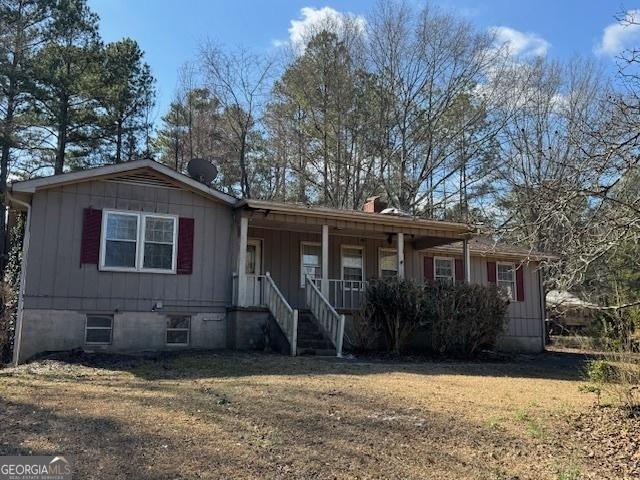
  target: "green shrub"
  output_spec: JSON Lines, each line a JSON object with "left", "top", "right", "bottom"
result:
{"left": 584, "top": 357, "right": 640, "bottom": 410}
{"left": 586, "top": 359, "right": 617, "bottom": 384}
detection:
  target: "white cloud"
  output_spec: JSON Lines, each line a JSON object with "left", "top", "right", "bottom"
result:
{"left": 490, "top": 26, "right": 550, "bottom": 58}
{"left": 271, "top": 39, "right": 288, "bottom": 48}
{"left": 595, "top": 10, "right": 640, "bottom": 56}
{"left": 273, "top": 6, "right": 367, "bottom": 53}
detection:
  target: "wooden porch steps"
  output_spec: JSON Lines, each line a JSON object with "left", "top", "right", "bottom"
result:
{"left": 296, "top": 311, "right": 336, "bottom": 356}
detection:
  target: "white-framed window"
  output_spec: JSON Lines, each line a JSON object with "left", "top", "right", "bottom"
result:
{"left": 497, "top": 262, "right": 516, "bottom": 300}
{"left": 341, "top": 245, "right": 364, "bottom": 283}
{"left": 166, "top": 316, "right": 190, "bottom": 345}
{"left": 100, "top": 209, "right": 178, "bottom": 273}
{"left": 434, "top": 257, "right": 455, "bottom": 283}
{"left": 85, "top": 314, "right": 113, "bottom": 345}
{"left": 378, "top": 248, "right": 398, "bottom": 278}
{"left": 300, "top": 242, "right": 322, "bottom": 286}
{"left": 103, "top": 211, "right": 139, "bottom": 269}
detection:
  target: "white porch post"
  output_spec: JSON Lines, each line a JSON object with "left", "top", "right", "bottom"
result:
{"left": 397, "top": 232, "right": 405, "bottom": 279}
{"left": 463, "top": 238, "right": 471, "bottom": 283}
{"left": 237, "top": 216, "right": 249, "bottom": 306}
{"left": 321, "top": 224, "right": 329, "bottom": 296}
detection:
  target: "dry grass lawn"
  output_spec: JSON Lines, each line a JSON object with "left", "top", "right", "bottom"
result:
{"left": 0, "top": 350, "right": 635, "bottom": 479}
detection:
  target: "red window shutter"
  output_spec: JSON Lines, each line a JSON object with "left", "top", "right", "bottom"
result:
{"left": 516, "top": 265, "right": 525, "bottom": 301}
{"left": 487, "top": 261, "right": 497, "bottom": 283}
{"left": 424, "top": 256, "right": 434, "bottom": 282}
{"left": 177, "top": 217, "right": 195, "bottom": 274}
{"left": 80, "top": 208, "right": 102, "bottom": 265}
{"left": 455, "top": 259, "right": 464, "bottom": 282}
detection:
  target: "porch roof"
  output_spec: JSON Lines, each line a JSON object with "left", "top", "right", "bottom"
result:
{"left": 427, "top": 237, "right": 559, "bottom": 261}
{"left": 237, "top": 199, "right": 480, "bottom": 244}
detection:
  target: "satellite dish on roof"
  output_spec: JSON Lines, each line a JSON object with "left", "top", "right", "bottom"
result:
{"left": 187, "top": 158, "right": 218, "bottom": 185}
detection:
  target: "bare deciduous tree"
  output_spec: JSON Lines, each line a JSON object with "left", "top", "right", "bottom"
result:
{"left": 367, "top": 1, "right": 517, "bottom": 215}
{"left": 200, "top": 42, "right": 274, "bottom": 198}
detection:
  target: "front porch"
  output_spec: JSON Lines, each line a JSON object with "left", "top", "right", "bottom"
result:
{"left": 231, "top": 200, "right": 477, "bottom": 355}
{"left": 234, "top": 274, "right": 370, "bottom": 311}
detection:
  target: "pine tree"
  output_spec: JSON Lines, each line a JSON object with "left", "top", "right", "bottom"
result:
{"left": 31, "top": 0, "right": 101, "bottom": 173}
{"left": 0, "top": 0, "right": 51, "bottom": 268}
{"left": 98, "top": 38, "right": 155, "bottom": 164}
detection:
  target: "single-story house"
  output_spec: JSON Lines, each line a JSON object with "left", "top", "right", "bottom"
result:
{"left": 6, "top": 160, "right": 554, "bottom": 363}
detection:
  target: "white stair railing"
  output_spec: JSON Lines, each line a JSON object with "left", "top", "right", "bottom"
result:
{"left": 328, "top": 279, "right": 368, "bottom": 310}
{"left": 264, "top": 272, "right": 298, "bottom": 356}
{"left": 305, "top": 275, "right": 345, "bottom": 357}
{"left": 232, "top": 273, "right": 266, "bottom": 306}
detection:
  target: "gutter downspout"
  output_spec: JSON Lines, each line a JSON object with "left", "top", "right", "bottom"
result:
{"left": 7, "top": 191, "right": 31, "bottom": 366}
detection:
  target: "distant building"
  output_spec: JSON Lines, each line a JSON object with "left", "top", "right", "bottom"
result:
{"left": 546, "top": 290, "right": 597, "bottom": 332}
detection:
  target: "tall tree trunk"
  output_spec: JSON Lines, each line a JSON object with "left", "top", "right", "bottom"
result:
{"left": 115, "top": 121, "right": 123, "bottom": 163}
{"left": 187, "top": 103, "right": 193, "bottom": 161}
{"left": 323, "top": 120, "right": 328, "bottom": 204}
{"left": 0, "top": 63, "right": 18, "bottom": 271}
{"left": 297, "top": 139, "right": 304, "bottom": 202}
{"left": 296, "top": 108, "right": 306, "bottom": 203}
{"left": 239, "top": 130, "right": 250, "bottom": 198}
{"left": 54, "top": 96, "right": 69, "bottom": 174}
{"left": 0, "top": 0, "right": 25, "bottom": 271}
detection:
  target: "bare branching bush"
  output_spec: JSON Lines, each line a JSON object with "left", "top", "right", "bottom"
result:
{"left": 424, "top": 282, "right": 509, "bottom": 357}
{"left": 363, "top": 278, "right": 425, "bottom": 355}
{"left": 575, "top": 304, "right": 640, "bottom": 411}
{"left": 344, "top": 308, "right": 380, "bottom": 353}
{"left": 360, "top": 279, "right": 508, "bottom": 356}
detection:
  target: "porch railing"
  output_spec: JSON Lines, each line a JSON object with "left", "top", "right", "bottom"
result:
{"left": 232, "top": 273, "right": 266, "bottom": 306}
{"left": 305, "top": 275, "right": 345, "bottom": 357}
{"left": 264, "top": 272, "right": 298, "bottom": 356}
{"left": 328, "top": 279, "right": 369, "bottom": 310}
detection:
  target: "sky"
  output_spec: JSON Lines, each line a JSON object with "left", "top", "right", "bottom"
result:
{"left": 88, "top": 0, "right": 640, "bottom": 123}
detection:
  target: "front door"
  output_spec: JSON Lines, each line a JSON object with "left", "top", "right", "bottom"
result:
{"left": 246, "top": 239, "right": 262, "bottom": 304}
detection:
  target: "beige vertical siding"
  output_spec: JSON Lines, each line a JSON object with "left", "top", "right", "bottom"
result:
{"left": 24, "top": 180, "right": 235, "bottom": 313}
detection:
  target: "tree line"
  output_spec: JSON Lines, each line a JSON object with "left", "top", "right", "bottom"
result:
{"left": 2, "top": 0, "right": 640, "bottom": 317}
{"left": 1, "top": 0, "right": 155, "bottom": 259}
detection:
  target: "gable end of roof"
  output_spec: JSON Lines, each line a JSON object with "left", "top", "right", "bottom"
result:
{"left": 9, "top": 160, "right": 238, "bottom": 205}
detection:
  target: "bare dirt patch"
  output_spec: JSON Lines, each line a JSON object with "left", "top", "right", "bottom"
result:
{"left": 0, "top": 351, "right": 634, "bottom": 479}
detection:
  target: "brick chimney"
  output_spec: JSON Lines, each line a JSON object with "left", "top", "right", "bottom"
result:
{"left": 362, "top": 196, "right": 387, "bottom": 213}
